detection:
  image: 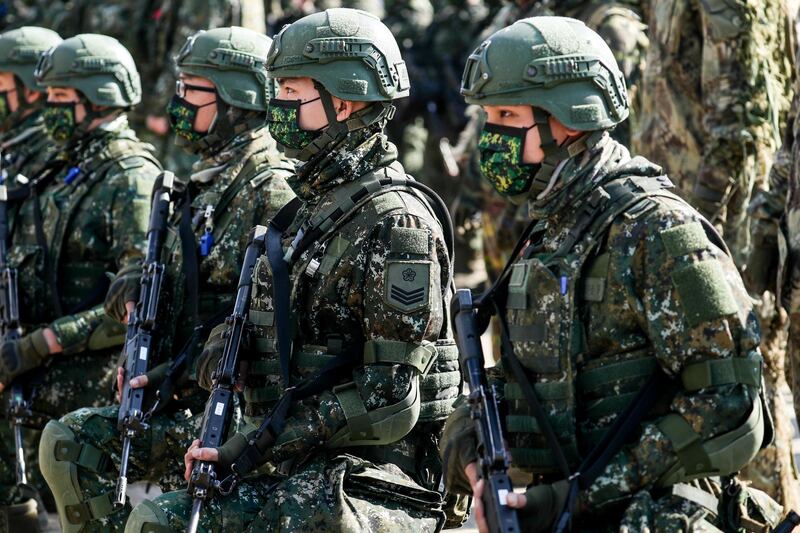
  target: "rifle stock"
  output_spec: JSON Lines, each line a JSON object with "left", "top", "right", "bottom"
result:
{"left": 186, "top": 225, "right": 267, "bottom": 533}
{"left": 453, "top": 289, "right": 520, "bottom": 533}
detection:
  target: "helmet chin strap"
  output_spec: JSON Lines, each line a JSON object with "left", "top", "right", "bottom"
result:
{"left": 181, "top": 98, "right": 264, "bottom": 156}
{"left": 294, "top": 83, "right": 397, "bottom": 164}
{"left": 529, "top": 107, "right": 588, "bottom": 197}
{"left": 71, "top": 96, "right": 124, "bottom": 141}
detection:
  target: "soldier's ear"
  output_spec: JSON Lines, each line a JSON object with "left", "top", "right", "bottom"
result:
{"left": 23, "top": 87, "right": 40, "bottom": 105}
{"left": 333, "top": 97, "right": 368, "bottom": 122}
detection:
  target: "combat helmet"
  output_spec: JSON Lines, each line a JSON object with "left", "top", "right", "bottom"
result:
{"left": 266, "top": 8, "right": 409, "bottom": 159}
{"left": 461, "top": 16, "right": 628, "bottom": 130}
{"left": 462, "top": 16, "right": 628, "bottom": 199}
{"left": 175, "top": 26, "right": 273, "bottom": 111}
{"left": 0, "top": 27, "right": 62, "bottom": 92}
{"left": 34, "top": 33, "right": 141, "bottom": 108}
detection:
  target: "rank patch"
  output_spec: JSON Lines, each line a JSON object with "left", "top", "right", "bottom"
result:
{"left": 385, "top": 261, "right": 431, "bottom": 313}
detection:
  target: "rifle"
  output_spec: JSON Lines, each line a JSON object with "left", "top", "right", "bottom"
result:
{"left": 186, "top": 225, "right": 267, "bottom": 533}
{"left": 452, "top": 288, "right": 520, "bottom": 533}
{"left": 114, "top": 171, "right": 175, "bottom": 507}
{"left": 0, "top": 183, "right": 28, "bottom": 487}
{"left": 773, "top": 511, "right": 800, "bottom": 532}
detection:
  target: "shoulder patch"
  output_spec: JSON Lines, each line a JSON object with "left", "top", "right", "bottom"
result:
{"left": 390, "top": 227, "right": 429, "bottom": 255}
{"left": 671, "top": 259, "right": 738, "bottom": 326}
{"left": 385, "top": 260, "right": 431, "bottom": 313}
{"left": 660, "top": 222, "right": 710, "bottom": 258}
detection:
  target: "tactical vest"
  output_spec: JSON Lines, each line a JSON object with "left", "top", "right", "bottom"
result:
{"left": 10, "top": 130, "right": 160, "bottom": 323}
{"left": 499, "top": 174, "right": 769, "bottom": 483}
{"left": 244, "top": 161, "right": 459, "bottom": 437}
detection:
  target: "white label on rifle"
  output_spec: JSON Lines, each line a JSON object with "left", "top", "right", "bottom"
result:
{"left": 214, "top": 402, "right": 224, "bottom": 416}
{"left": 497, "top": 489, "right": 508, "bottom": 506}
{"left": 139, "top": 347, "right": 148, "bottom": 360}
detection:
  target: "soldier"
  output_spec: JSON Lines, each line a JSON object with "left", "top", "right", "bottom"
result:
{"left": 38, "top": 27, "right": 295, "bottom": 533}
{"left": 634, "top": 0, "right": 793, "bottom": 259}
{"left": 0, "top": 33, "right": 161, "bottom": 531}
{"left": 440, "top": 17, "right": 781, "bottom": 531}
{"left": 0, "top": 27, "right": 62, "bottom": 188}
{"left": 0, "top": 24, "right": 62, "bottom": 532}
{"left": 125, "top": 8, "right": 460, "bottom": 532}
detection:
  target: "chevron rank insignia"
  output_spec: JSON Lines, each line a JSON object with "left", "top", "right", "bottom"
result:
{"left": 385, "top": 260, "right": 431, "bottom": 313}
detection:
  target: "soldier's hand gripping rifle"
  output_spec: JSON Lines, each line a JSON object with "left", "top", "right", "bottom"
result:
{"left": 186, "top": 225, "right": 267, "bottom": 533}
{"left": 0, "top": 183, "right": 28, "bottom": 487}
{"left": 453, "top": 289, "right": 520, "bottom": 533}
{"left": 114, "top": 171, "right": 175, "bottom": 508}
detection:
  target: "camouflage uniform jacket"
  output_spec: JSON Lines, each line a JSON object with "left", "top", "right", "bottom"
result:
{"left": 0, "top": 111, "right": 55, "bottom": 185}
{"left": 8, "top": 115, "right": 161, "bottom": 354}
{"left": 443, "top": 132, "right": 765, "bottom": 519}
{"left": 108, "top": 124, "right": 295, "bottom": 406}
{"left": 198, "top": 130, "right": 456, "bottom": 473}
{"left": 634, "top": 0, "right": 793, "bottom": 254}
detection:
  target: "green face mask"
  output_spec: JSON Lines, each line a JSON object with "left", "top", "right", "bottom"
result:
{"left": 167, "top": 94, "right": 214, "bottom": 143}
{"left": 43, "top": 101, "right": 78, "bottom": 142}
{"left": 478, "top": 123, "right": 539, "bottom": 197}
{"left": 267, "top": 97, "right": 322, "bottom": 151}
{"left": 0, "top": 91, "right": 12, "bottom": 122}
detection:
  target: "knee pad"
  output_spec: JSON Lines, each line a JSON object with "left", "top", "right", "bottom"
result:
{"left": 39, "top": 420, "right": 114, "bottom": 533}
{"left": 125, "top": 499, "right": 171, "bottom": 533}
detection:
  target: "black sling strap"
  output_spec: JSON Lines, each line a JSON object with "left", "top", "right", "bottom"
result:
{"left": 178, "top": 190, "right": 200, "bottom": 329}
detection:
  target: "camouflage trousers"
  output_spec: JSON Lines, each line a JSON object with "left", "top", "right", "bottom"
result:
{"left": 125, "top": 453, "right": 445, "bottom": 533}
{"left": 0, "top": 350, "right": 116, "bottom": 507}
{"left": 44, "top": 403, "right": 204, "bottom": 532}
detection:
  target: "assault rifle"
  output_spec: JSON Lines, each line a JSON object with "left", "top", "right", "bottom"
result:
{"left": 0, "top": 183, "right": 28, "bottom": 486}
{"left": 773, "top": 511, "right": 800, "bottom": 532}
{"left": 452, "top": 289, "right": 520, "bottom": 533}
{"left": 186, "top": 225, "right": 267, "bottom": 533}
{"left": 114, "top": 171, "right": 175, "bottom": 507}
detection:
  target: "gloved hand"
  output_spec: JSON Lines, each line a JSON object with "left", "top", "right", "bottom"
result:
{"left": 196, "top": 322, "right": 229, "bottom": 391}
{"left": 0, "top": 328, "right": 50, "bottom": 386}
{"left": 104, "top": 262, "right": 142, "bottom": 323}
{"left": 439, "top": 397, "right": 477, "bottom": 495}
{"left": 513, "top": 480, "right": 571, "bottom": 533}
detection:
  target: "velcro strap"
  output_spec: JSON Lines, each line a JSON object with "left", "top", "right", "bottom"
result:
{"left": 333, "top": 382, "right": 375, "bottom": 441}
{"left": 363, "top": 339, "right": 437, "bottom": 375}
{"left": 54, "top": 440, "right": 108, "bottom": 472}
{"left": 506, "top": 413, "right": 574, "bottom": 436}
{"left": 504, "top": 380, "right": 572, "bottom": 402}
{"left": 510, "top": 442, "right": 580, "bottom": 469}
{"left": 577, "top": 356, "right": 657, "bottom": 394}
{"left": 584, "top": 392, "right": 638, "bottom": 419}
{"left": 248, "top": 359, "right": 281, "bottom": 375}
{"left": 419, "top": 397, "right": 457, "bottom": 421}
{"left": 657, "top": 414, "right": 713, "bottom": 476}
{"left": 420, "top": 370, "right": 461, "bottom": 391}
{"left": 248, "top": 309, "right": 274, "bottom": 326}
{"left": 294, "top": 350, "right": 337, "bottom": 369}
{"left": 64, "top": 491, "right": 115, "bottom": 524}
{"left": 681, "top": 355, "right": 762, "bottom": 391}
{"left": 671, "top": 482, "right": 719, "bottom": 514}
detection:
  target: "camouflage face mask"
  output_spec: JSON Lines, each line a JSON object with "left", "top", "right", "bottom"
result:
{"left": 267, "top": 97, "right": 322, "bottom": 151}
{"left": 43, "top": 101, "right": 78, "bottom": 142}
{"left": 0, "top": 91, "right": 11, "bottom": 123}
{"left": 478, "top": 122, "right": 539, "bottom": 197}
{"left": 167, "top": 94, "right": 214, "bottom": 143}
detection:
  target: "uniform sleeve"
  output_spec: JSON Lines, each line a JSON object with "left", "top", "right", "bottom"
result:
{"left": 583, "top": 200, "right": 762, "bottom": 509}
{"left": 252, "top": 210, "right": 450, "bottom": 465}
{"left": 689, "top": 0, "right": 791, "bottom": 225}
{"left": 46, "top": 160, "right": 158, "bottom": 354}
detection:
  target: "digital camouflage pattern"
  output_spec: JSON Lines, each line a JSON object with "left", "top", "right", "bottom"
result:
{"left": 0, "top": 110, "right": 56, "bottom": 187}
{"left": 477, "top": 125, "right": 534, "bottom": 196}
{"left": 266, "top": 100, "right": 320, "bottom": 152}
{"left": 44, "top": 122, "right": 295, "bottom": 532}
{"left": 634, "top": 0, "right": 793, "bottom": 259}
{"left": 128, "top": 121, "right": 456, "bottom": 530}
{"left": 0, "top": 115, "right": 161, "bottom": 509}
{"left": 441, "top": 131, "right": 775, "bottom": 530}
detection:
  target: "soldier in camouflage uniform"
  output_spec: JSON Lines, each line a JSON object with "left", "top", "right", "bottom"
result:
{"left": 458, "top": 0, "right": 648, "bottom": 282}
{"left": 0, "top": 24, "right": 61, "bottom": 533}
{"left": 125, "top": 8, "right": 461, "bottom": 532}
{"left": 37, "top": 27, "right": 295, "bottom": 533}
{"left": 634, "top": 0, "right": 793, "bottom": 259}
{"left": 0, "top": 34, "right": 161, "bottom": 531}
{"left": 440, "top": 17, "right": 782, "bottom": 532}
